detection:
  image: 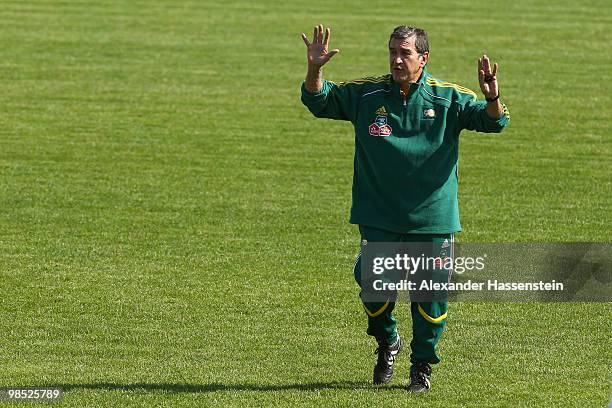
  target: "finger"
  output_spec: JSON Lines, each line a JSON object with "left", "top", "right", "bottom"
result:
{"left": 478, "top": 69, "right": 485, "bottom": 81}
{"left": 482, "top": 55, "right": 490, "bottom": 74}
{"left": 301, "top": 33, "right": 311, "bottom": 46}
{"left": 317, "top": 24, "right": 324, "bottom": 43}
{"left": 321, "top": 49, "right": 339, "bottom": 64}
{"left": 324, "top": 27, "right": 331, "bottom": 48}
{"left": 478, "top": 57, "right": 482, "bottom": 72}
{"left": 492, "top": 63, "right": 498, "bottom": 78}
{"left": 313, "top": 26, "right": 318, "bottom": 44}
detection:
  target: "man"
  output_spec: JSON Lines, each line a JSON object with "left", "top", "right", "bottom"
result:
{"left": 300, "top": 25, "right": 509, "bottom": 392}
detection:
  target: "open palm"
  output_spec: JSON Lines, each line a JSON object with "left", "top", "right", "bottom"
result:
{"left": 301, "top": 24, "right": 339, "bottom": 68}
{"left": 478, "top": 55, "right": 499, "bottom": 99}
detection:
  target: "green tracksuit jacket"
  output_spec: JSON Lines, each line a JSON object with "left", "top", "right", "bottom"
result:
{"left": 301, "top": 66, "right": 510, "bottom": 234}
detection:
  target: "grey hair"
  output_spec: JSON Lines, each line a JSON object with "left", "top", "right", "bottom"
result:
{"left": 389, "top": 26, "right": 429, "bottom": 54}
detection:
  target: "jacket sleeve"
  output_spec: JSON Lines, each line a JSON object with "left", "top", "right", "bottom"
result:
{"left": 300, "top": 80, "right": 360, "bottom": 123}
{"left": 458, "top": 94, "right": 510, "bottom": 133}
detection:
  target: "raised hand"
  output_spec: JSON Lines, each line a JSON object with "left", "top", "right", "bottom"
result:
{"left": 478, "top": 55, "right": 499, "bottom": 100}
{"left": 301, "top": 24, "right": 340, "bottom": 69}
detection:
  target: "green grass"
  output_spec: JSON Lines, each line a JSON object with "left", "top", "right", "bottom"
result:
{"left": 1, "top": 0, "right": 611, "bottom": 406}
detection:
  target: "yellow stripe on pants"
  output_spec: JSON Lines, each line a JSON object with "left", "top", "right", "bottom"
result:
{"left": 417, "top": 303, "right": 448, "bottom": 324}
{"left": 363, "top": 300, "right": 390, "bottom": 317}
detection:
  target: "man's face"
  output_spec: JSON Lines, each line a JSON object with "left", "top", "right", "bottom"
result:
{"left": 389, "top": 36, "right": 429, "bottom": 85}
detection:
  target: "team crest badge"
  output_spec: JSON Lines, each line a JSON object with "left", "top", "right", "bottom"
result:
{"left": 423, "top": 108, "right": 436, "bottom": 119}
{"left": 369, "top": 106, "right": 392, "bottom": 137}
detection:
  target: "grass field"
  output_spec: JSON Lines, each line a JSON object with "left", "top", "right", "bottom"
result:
{"left": 1, "top": 0, "right": 611, "bottom": 407}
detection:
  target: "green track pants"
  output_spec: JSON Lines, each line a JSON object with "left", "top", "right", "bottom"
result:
{"left": 353, "top": 225, "right": 453, "bottom": 365}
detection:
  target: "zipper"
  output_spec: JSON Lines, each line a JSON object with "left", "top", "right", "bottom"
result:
{"left": 400, "top": 89, "right": 408, "bottom": 106}
{"left": 400, "top": 88, "right": 408, "bottom": 127}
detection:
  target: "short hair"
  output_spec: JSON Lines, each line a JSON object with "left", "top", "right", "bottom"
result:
{"left": 389, "top": 26, "right": 429, "bottom": 54}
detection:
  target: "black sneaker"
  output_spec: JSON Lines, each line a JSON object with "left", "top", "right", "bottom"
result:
{"left": 372, "top": 335, "right": 403, "bottom": 385}
{"left": 407, "top": 362, "right": 432, "bottom": 392}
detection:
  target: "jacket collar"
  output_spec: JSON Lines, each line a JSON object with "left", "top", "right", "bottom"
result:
{"left": 390, "top": 65, "right": 429, "bottom": 97}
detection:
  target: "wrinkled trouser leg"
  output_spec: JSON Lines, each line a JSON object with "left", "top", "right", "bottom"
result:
{"left": 409, "top": 234, "right": 452, "bottom": 364}
{"left": 409, "top": 300, "right": 447, "bottom": 364}
{"left": 354, "top": 226, "right": 403, "bottom": 345}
